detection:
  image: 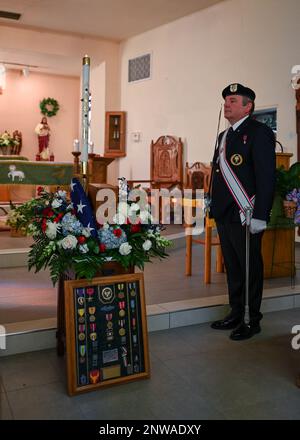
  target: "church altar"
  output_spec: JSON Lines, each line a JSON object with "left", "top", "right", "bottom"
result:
{"left": 0, "top": 159, "right": 73, "bottom": 185}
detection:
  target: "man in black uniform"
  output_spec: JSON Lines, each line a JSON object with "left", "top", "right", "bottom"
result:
{"left": 210, "top": 83, "right": 276, "bottom": 340}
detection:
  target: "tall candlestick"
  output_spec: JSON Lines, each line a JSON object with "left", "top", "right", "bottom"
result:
{"left": 81, "top": 55, "right": 91, "bottom": 164}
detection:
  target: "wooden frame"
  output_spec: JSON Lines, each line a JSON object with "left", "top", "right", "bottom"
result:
{"left": 64, "top": 273, "right": 150, "bottom": 396}
{"left": 104, "top": 111, "right": 126, "bottom": 158}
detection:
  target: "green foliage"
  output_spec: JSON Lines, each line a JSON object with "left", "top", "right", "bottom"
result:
{"left": 40, "top": 97, "right": 59, "bottom": 117}
{"left": 276, "top": 162, "right": 300, "bottom": 198}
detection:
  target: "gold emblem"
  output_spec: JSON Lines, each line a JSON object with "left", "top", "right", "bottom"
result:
{"left": 119, "top": 328, "right": 126, "bottom": 336}
{"left": 119, "top": 309, "right": 126, "bottom": 318}
{"left": 230, "top": 154, "right": 243, "bottom": 166}
{"left": 230, "top": 83, "right": 238, "bottom": 92}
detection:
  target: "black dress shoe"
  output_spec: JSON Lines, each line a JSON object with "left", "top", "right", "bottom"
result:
{"left": 211, "top": 315, "right": 241, "bottom": 330}
{"left": 230, "top": 322, "right": 261, "bottom": 341}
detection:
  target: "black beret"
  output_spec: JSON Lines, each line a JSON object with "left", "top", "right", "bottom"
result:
{"left": 222, "top": 83, "right": 256, "bottom": 101}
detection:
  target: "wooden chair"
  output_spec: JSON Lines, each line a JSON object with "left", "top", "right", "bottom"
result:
{"left": 184, "top": 161, "right": 224, "bottom": 283}
{"left": 127, "top": 135, "right": 183, "bottom": 223}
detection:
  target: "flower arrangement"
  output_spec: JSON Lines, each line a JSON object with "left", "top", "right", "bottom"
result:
{"left": 284, "top": 188, "right": 300, "bottom": 222}
{"left": 0, "top": 131, "right": 20, "bottom": 148}
{"left": 12, "top": 180, "right": 171, "bottom": 285}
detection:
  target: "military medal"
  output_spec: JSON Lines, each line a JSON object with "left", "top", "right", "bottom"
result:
{"left": 89, "top": 369, "right": 100, "bottom": 384}
{"left": 90, "top": 332, "right": 97, "bottom": 341}
{"left": 86, "top": 287, "right": 95, "bottom": 302}
{"left": 79, "top": 345, "right": 86, "bottom": 357}
{"left": 119, "top": 328, "right": 126, "bottom": 336}
{"left": 78, "top": 309, "right": 85, "bottom": 323}
{"left": 98, "top": 286, "right": 115, "bottom": 304}
{"left": 105, "top": 313, "right": 113, "bottom": 329}
{"left": 78, "top": 296, "right": 84, "bottom": 306}
{"left": 243, "top": 135, "right": 248, "bottom": 145}
{"left": 80, "top": 374, "right": 87, "bottom": 385}
{"left": 119, "top": 301, "right": 126, "bottom": 317}
{"left": 130, "top": 299, "right": 135, "bottom": 310}
{"left": 78, "top": 332, "right": 85, "bottom": 341}
{"left": 230, "top": 154, "right": 243, "bottom": 166}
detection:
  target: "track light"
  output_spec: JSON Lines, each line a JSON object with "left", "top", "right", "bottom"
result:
{"left": 22, "top": 66, "right": 29, "bottom": 77}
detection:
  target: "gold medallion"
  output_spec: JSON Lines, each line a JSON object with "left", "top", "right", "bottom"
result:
{"left": 107, "top": 321, "right": 113, "bottom": 329}
{"left": 119, "top": 328, "right": 126, "bottom": 336}
{"left": 78, "top": 332, "right": 85, "bottom": 341}
{"left": 230, "top": 154, "right": 243, "bottom": 166}
{"left": 119, "top": 309, "right": 126, "bottom": 317}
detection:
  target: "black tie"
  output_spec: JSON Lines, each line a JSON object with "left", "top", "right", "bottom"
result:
{"left": 226, "top": 127, "right": 234, "bottom": 143}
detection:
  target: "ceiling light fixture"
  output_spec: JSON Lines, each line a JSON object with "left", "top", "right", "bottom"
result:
{"left": 22, "top": 66, "right": 30, "bottom": 77}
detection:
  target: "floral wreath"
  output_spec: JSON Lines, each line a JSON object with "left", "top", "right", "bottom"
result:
{"left": 40, "top": 97, "right": 60, "bottom": 117}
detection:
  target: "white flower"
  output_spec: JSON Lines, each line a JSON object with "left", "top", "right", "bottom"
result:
{"left": 46, "top": 221, "right": 60, "bottom": 239}
{"left": 79, "top": 244, "right": 89, "bottom": 254}
{"left": 142, "top": 239, "right": 152, "bottom": 251}
{"left": 51, "top": 198, "right": 63, "bottom": 209}
{"left": 119, "top": 242, "right": 132, "bottom": 255}
{"left": 113, "top": 213, "right": 126, "bottom": 225}
{"left": 61, "top": 235, "right": 77, "bottom": 250}
{"left": 103, "top": 223, "right": 110, "bottom": 230}
{"left": 57, "top": 190, "right": 67, "bottom": 199}
{"left": 81, "top": 227, "right": 91, "bottom": 238}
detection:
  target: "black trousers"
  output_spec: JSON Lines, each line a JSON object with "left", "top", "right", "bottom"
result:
{"left": 216, "top": 220, "right": 264, "bottom": 324}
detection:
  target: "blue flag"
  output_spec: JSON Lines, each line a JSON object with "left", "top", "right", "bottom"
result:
{"left": 70, "top": 178, "right": 98, "bottom": 238}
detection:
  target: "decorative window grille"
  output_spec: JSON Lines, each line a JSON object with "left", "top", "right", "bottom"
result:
{"left": 128, "top": 53, "right": 151, "bottom": 83}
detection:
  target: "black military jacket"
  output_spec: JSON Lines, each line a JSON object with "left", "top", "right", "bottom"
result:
{"left": 210, "top": 117, "right": 276, "bottom": 222}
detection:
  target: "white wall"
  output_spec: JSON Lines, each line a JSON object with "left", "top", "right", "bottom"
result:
{"left": 119, "top": 0, "right": 299, "bottom": 179}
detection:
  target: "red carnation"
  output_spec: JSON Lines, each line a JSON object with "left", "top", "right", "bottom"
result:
{"left": 131, "top": 224, "right": 141, "bottom": 233}
{"left": 77, "top": 236, "right": 86, "bottom": 244}
{"left": 41, "top": 218, "right": 47, "bottom": 232}
{"left": 37, "top": 186, "right": 44, "bottom": 196}
{"left": 42, "top": 207, "right": 54, "bottom": 217}
{"left": 99, "top": 244, "right": 106, "bottom": 252}
{"left": 113, "top": 228, "right": 122, "bottom": 238}
{"left": 53, "top": 213, "right": 64, "bottom": 223}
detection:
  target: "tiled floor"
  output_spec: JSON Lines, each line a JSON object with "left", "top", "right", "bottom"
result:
{"left": 1, "top": 307, "right": 300, "bottom": 420}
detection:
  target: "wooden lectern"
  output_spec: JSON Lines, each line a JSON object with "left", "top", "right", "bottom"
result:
{"left": 262, "top": 152, "right": 295, "bottom": 278}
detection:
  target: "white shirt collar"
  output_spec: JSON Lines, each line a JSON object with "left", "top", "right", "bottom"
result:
{"left": 231, "top": 115, "right": 249, "bottom": 131}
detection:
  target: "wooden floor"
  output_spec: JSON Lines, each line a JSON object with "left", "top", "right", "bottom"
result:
{"left": 0, "top": 227, "right": 299, "bottom": 324}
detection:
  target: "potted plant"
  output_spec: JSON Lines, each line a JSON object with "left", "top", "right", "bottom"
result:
{"left": 275, "top": 162, "right": 300, "bottom": 220}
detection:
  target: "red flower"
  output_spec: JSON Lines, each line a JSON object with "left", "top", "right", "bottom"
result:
{"left": 99, "top": 244, "right": 106, "bottom": 252}
{"left": 130, "top": 224, "right": 141, "bottom": 233}
{"left": 41, "top": 218, "right": 47, "bottom": 232}
{"left": 37, "top": 186, "right": 44, "bottom": 196}
{"left": 77, "top": 236, "right": 86, "bottom": 244}
{"left": 113, "top": 228, "right": 122, "bottom": 238}
{"left": 42, "top": 207, "right": 54, "bottom": 217}
{"left": 53, "top": 213, "right": 64, "bottom": 223}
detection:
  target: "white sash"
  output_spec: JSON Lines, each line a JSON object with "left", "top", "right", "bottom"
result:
{"left": 218, "top": 129, "right": 255, "bottom": 225}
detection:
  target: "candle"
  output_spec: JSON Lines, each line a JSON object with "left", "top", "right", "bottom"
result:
{"left": 88, "top": 141, "right": 94, "bottom": 154}
{"left": 81, "top": 55, "right": 90, "bottom": 163}
{"left": 73, "top": 139, "right": 80, "bottom": 152}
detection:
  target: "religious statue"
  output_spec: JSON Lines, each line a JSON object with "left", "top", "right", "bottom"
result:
{"left": 35, "top": 116, "right": 50, "bottom": 159}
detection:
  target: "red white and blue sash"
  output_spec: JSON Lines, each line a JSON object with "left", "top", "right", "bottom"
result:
{"left": 218, "top": 129, "right": 255, "bottom": 225}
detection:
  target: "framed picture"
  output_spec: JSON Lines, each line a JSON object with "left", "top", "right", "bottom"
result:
{"left": 64, "top": 273, "right": 150, "bottom": 396}
{"left": 253, "top": 107, "right": 277, "bottom": 133}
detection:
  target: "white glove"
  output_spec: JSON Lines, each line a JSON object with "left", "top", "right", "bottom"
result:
{"left": 249, "top": 218, "right": 266, "bottom": 234}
